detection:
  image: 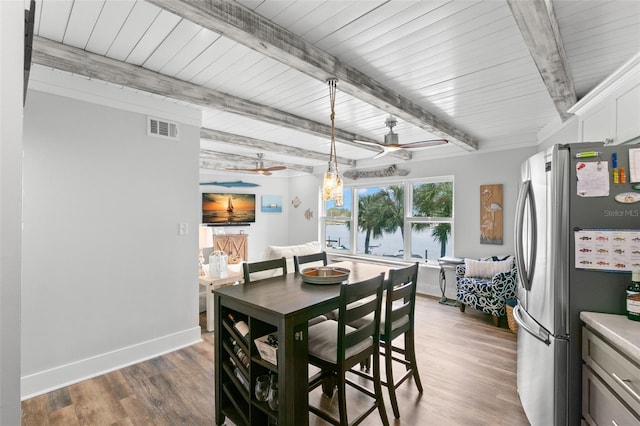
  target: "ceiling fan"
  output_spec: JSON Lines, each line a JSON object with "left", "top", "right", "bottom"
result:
{"left": 355, "top": 116, "right": 448, "bottom": 159}
{"left": 225, "top": 153, "right": 286, "bottom": 176}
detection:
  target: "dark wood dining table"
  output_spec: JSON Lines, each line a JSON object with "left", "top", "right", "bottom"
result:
{"left": 213, "top": 260, "right": 392, "bottom": 426}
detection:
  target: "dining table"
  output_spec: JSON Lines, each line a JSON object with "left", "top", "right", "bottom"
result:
{"left": 213, "top": 260, "right": 393, "bottom": 426}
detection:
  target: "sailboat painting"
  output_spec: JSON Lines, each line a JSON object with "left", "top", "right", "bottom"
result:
{"left": 261, "top": 195, "right": 282, "bottom": 213}
{"left": 202, "top": 193, "right": 256, "bottom": 225}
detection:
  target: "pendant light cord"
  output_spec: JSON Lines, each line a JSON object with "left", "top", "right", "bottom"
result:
{"left": 328, "top": 78, "right": 338, "bottom": 174}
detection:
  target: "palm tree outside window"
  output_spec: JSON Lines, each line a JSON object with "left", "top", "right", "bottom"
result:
{"left": 320, "top": 177, "right": 453, "bottom": 262}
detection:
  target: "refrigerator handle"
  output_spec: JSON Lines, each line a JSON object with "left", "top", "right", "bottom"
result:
{"left": 514, "top": 179, "right": 537, "bottom": 291}
{"left": 513, "top": 303, "right": 550, "bottom": 345}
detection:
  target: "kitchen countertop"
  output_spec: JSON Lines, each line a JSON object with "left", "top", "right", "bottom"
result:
{"left": 581, "top": 311, "right": 640, "bottom": 364}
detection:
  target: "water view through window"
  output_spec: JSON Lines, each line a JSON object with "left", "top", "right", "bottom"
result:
{"left": 322, "top": 179, "right": 453, "bottom": 261}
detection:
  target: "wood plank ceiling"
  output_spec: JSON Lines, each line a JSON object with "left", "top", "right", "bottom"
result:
{"left": 28, "top": 0, "right": 640, "bottom": 179}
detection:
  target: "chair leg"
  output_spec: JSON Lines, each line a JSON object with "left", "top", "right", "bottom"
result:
{"left": 492, "top": 314, "right": 500, "bottom": 327}
{"left": 385, "top": 342, "right": 400, "bottom": 419}
{"left": 458, "top": 303, "right": 466, "bottom": 312}
{"left": 360, "top": 356, "right": 371, "bottom": 372}
{"left": 405, "top": 330, "right": 423, "bottom": 393}
{"left": 321, "top": 373, "right": 335, "bottom": 398}
{"left": 337, "top": 371, "right": 348, "bottom": 426}
{"left": 373, "top": 347, "right": 390, "bottom": 426}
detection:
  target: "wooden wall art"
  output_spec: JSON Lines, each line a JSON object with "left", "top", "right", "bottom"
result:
{"left": 304, "top": 208, "right": 313, "bottom": 220}
{"left": 343, "top": 164, "right": 408, "bottom": 180}
{"left": 480, "top": 184, "right": 503, "bottom": 245}
{"left": 200, "top": 180, "right": 260, "bottom": 187}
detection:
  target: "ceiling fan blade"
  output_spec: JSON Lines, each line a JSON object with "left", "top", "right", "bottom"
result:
{"left": 225, "top": 167, "right": 254, "bottom": 172}
{"left": 398, "top": 139, "right": 448, "bottom": 149}
{"left": 372, "top": 149, "right": 390, "bottom": 159}
{"left": 353, "top": 139, "right": 383, "bottom": 148}
{"left": 264, "top": 165, "right": 287, "bottom": 171}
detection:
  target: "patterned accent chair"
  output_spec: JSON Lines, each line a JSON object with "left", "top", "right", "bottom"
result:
{"left": 455, "top": 256, "right": 518, "bottom": 327}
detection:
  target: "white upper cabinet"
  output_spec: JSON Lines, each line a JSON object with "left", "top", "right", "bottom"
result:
{"left": 569, "top": 53, "right": 640, "bottom": 145}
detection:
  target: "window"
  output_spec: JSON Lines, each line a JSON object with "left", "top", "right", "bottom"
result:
{"left": 323, "top": 190, "right": 352, "bottom": 251}
{"left": 320, "top": 178, "right": 453, "bottom": 262}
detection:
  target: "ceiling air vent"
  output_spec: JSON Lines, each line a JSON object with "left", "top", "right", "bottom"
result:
{"left": 148, "top": 116, "right": 179, "bottom": 140}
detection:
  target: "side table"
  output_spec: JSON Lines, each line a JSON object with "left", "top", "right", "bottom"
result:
{"left": 199, "top": 269, "right": 243, "bottom": 332}
{"left": 437, "top": 256, "right": 463, "bottom": 306}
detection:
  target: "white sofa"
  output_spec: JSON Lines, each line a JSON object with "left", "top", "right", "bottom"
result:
{"left": 262, "top": 241, "right": 322, "bottom": 273}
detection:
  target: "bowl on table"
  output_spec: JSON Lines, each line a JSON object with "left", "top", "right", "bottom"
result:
{"left": 300, "top": 266, "right": 350, "bottom": 285}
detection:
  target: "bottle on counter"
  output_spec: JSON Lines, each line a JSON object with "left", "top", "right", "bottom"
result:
{"left": 626, "top": 269, "right": 640, "bottom": 321}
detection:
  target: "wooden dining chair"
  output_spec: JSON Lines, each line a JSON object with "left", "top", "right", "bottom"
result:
{"left": 293, "top": 251, "right": 328, "bottom": 274}
{"left": 242, "top": 257, "right": 287, "bottom": 283}
{"left": 352, "top": 262, "right": 423, "bottom": 419}
{"left": 307, "top": 273, "right": 389, "bottom": 426}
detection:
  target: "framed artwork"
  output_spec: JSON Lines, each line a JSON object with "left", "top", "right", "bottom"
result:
{"left": 480, "top": 184, "right": 503, "bottom": 245}
{"left": 261, "top": 195, "right": 282, "bottom": 213}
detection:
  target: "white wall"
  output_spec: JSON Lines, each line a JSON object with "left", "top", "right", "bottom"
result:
{"left": 287, "top": 174, "right": 322, "bottom": 244}
{"left": 0, "top": 1, "right": 24, "bottom": 422}
{"left": 21, "top": 90, "right": 201, "bottom": 398}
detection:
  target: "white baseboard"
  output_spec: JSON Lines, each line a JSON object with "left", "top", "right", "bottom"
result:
{"left": 20, "top": 326, "right": 202, "bottom": 400}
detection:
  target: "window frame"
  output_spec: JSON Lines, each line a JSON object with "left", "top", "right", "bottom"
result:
{"left": 319, "top": 175, "right": 454, "bottom": 264}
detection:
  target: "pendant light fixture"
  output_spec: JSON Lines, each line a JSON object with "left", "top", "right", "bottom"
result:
{"left": 322, "top": 78, "right": 344, "bottom": 206}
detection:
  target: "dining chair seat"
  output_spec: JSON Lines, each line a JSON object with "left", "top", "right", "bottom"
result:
{"left": 308, "top": 320, "right": 372, "bottom": 363}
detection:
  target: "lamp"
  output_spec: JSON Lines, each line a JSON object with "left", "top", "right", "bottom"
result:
{"left": 322, "top": 78, "right": 344, "bottom": 206}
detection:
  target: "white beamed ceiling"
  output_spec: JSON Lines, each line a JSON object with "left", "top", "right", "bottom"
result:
{"left": 30, "top": 0, "right": 640, "bottom": 178}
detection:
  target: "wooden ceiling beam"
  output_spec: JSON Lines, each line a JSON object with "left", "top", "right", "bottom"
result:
{"left": 146, "top": 0, "right": 477, "bottom": 152}
{"left": 507, "top": 0, "right": 577, "bottom": 121}
{"left": 200, "top": 128, "right": 356, "bottom": 167}
{"left": 31, "top": 36, "right": 409, "bottom": 160}
{"left": 200, "top": 150, "right": 314, "bottom": 174}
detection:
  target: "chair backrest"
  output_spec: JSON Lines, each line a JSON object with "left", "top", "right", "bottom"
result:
{"left": 383, "top": 262, "right": 419, "bottom": 341}
{"left": 337, "top": 273, "right": 385, "bottom": 366}
{"left": 293, "top": 251, "right": 328, "bottom": 274}
{"left": 242, "top": 257, "right": 288, "bottom": 283}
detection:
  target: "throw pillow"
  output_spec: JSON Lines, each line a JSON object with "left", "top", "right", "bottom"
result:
{"left": 464, "top": 256, "right": 512, "bottom": 279}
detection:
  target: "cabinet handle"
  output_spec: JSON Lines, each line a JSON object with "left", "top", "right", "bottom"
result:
{"left": 611, "top": 372, "right": 640, "bottom": 404}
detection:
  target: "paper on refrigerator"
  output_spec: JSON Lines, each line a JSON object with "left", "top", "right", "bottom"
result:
{"left": 575, "top": 229, "right": 640, "bottom": 272}
{"left": 576, "top": 161, "right": 609, "bottom": 197}
{"left": 629, "top": 148, "right": 640, "bottom": 183}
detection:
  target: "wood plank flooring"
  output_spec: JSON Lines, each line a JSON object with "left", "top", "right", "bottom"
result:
{"left": 21, "top": 296, "right": 530, "bottom": 425}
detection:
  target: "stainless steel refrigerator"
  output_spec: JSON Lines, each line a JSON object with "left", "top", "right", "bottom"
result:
{"left": 513, "top": 142, "right": 640, "bottom": 426}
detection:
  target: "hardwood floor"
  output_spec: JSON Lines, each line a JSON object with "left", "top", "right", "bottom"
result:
{"left": 21, "top": 296, "right": 530, "bottom": 425}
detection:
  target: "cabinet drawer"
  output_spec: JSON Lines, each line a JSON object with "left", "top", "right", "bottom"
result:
{"left": 583, "top": 327, "right": 640, "bottom": 414}
{"left": 583, "top": 365, "right": 640, "bottom": 426}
